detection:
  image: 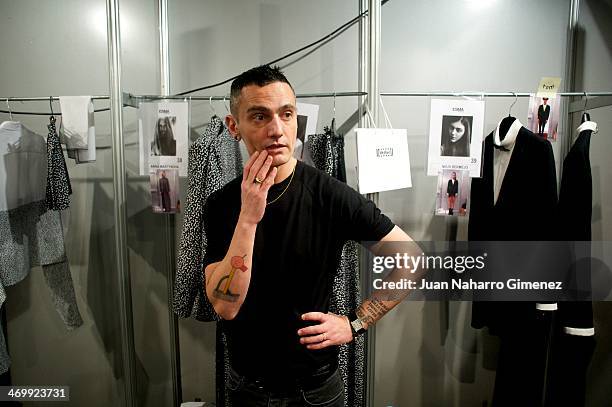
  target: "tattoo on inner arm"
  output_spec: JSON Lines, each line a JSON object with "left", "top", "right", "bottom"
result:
{"left": 212, "top": 255, "right": 248, "bottom": 302}
{"left": 356, "top": 299, "right": 390, "bottom": 326}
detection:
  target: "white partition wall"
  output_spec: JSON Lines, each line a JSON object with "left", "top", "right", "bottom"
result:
{"left": 375, "top": 1, "right": 570, "bottom": 405}
{"left": 0, "top": 1, "right": 124, "bottom": 405}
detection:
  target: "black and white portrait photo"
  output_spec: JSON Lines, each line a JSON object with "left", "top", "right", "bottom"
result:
{"left": 440, "top": 115, "right": 472, "bottom": 157}
{"left": 139, "top": 101, "right": 189, "bottom": 177}
{"left": 427, "top": 99, "right": 484, "bottom": 177}
{"left": 297, "top": 114, "right": 308, "bottom": 145}
{"left": 150, "top": 116, "right": 177, "bottom": 156}
{"left": 292, "top": 102, "right": 319, "bottom": 161}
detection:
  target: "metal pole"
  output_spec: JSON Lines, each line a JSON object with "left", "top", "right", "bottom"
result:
{"left": 364, "top": 1, "right": 381, "bottom": 406}
{"left": 158, "top": 0, "right": 182, "bottom": 405}
{"left": 106, "top": 0, "right": 137, "bottom": 406}
{"left": 367, "top": 0, "right": 381, "bottom": 126}
{"left": 159, "top": 0, "right": 170, "bottom": 96}
{"left": 359, "top": 0, "right": 368, "bottom": 129}
{"left": 357, "top": 2, "right": 370, "bottom": 406}
{"left": 561, "top": 0, "right": 581, "bottom": 162}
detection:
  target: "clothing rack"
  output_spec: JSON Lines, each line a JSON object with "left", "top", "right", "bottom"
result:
{"left": 3, "top": 91, "right": 612, "bottom": 116}
{"left": 382, "top": 91, "right": 612, "bottom": 97}
{"left": 130, "top": 91, "right": 367, "bottom": 101}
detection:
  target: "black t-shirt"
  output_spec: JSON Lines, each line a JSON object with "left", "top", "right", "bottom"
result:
{"left": 203, "top": 160, "right": 394, "bottom": 380}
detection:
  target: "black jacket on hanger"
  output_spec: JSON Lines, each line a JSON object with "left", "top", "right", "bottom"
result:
{"left": 546, "top": 122, "right": 596, "bottom": 407}
{"left": 469, "top": 125, "right": 558, "bottom": 406}
{"left": 469, "top": 126, "right": 557, "bottom": 244}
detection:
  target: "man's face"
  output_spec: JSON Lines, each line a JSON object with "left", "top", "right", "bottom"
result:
{"left": 226, "top": 82, "right": 297, "bottom": 167}
{"left": 451, "top": 172, "right": 456, "bottom": 180}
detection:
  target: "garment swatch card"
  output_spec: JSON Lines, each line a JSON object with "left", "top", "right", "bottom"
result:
{"left": 138, "top": 101, "right": 188, "bottom": 214}
{"left": 355, "top": 128, "right": 412, "bottom": 194}
{"left": 527, "top": 95, "right": 561, "bottom": 142}
{"left": 427, "top": 99, "right": 485, "bottom": 177}
{"left": 138, "top": 101, "right": 189, "bottom": 176}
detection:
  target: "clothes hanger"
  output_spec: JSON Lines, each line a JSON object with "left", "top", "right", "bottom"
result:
{"left": 223, "top": 96, "right": 230, "bottom": 115}
{"left": 331, "top": 92, "right": 336, "bottom": 134}
{"left": 1, "top": 98, "right": 16, "bottom": 130}
{"left": 581, "top": 92, "right": 590, "bottom": 123}
{"left": 49, "top": 96, "right": 57, "bottom": 124}
{"left": 209, "top": 96, "right": 217, "bottom": 118}
{"left": 498, "top": 92, "right": 517, "bottom": 141}
{"left": 6, "top": 98, "right": 13, "bottom": 121}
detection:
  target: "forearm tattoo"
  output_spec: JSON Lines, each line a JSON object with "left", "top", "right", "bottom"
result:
{"left": 212, "top": 255, "right": 247, "bottom": 302}
{"left": 356, "top": 299, "right": 390, "bottom": 327}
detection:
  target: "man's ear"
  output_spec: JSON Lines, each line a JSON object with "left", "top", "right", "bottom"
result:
{"left": 226, "top": 114, "right": 239, "bottom": 140}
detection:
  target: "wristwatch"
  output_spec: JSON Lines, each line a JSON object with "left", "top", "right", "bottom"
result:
{"left": 348, "top": 310, "right": 367, "bottom": 337}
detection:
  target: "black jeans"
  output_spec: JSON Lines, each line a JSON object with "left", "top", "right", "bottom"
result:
{"left": 227, "top": 364, "right": 344, "bottom": 407}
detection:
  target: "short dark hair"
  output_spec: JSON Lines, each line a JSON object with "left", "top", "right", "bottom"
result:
{"left": 230, "top": 65, "right": 294, "bottom": 115}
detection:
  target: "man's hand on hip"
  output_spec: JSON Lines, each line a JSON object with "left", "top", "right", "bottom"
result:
{"left": 239, "top": 150, "right": 277, "bottom": 225}
{"left": 297, "top": 312, "right": 353, "bottom": 350}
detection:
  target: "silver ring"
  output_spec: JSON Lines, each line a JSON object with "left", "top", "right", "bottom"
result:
{"left": 254, "top": 177, "right": 263, "bottom": 184}
{"left": 322, "top": 332, "right": 327, "bottom": 341}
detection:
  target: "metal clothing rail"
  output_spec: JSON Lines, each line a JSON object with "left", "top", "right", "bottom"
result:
{"left": 1, "top": 96, "right": 113, "bottom": 116}
{"left": 3, "top": 91, "right": 611, "bottom": 101}
{"left": 0, "top": 92, "right": 368, "bottom": 115}
{"left": 2, "top": 96, "right": 109, "bottom": 101}
{"left": 380, "top": 91, "right": 612, "bottom": 97}
{"left": 129, "top": 91, "right": 368, "bottom": 101}
{"left": 3, "top": 91, "right": 612, "bottom": 116}
{"left": 380, "top": 91, "right": 612, "bottom": 114}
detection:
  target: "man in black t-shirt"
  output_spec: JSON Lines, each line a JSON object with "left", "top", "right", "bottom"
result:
{"left": 203, "top": 65, "right": 417, "bottom": 406}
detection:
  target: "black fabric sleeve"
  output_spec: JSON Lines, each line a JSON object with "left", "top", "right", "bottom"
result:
{"left": 330, "top": 178, "right": 395, "bottom": 242}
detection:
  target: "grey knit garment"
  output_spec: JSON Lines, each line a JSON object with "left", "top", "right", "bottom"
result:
{"left": 173, "top": 116, "right": 242, "bottom": 407}
{"left": 0, "top": 325, "right": 9, "bottom": 374}
{"left": 42, "top": 261, "right": 83, "bottom": 330}
{"left": 0, "top": 200, "right": 83, "bottom": 373}
{"left": 309, "top": 125, "right": 365, "bottom": 407}
{"left": 174, "top": 115, "right": 243, "bottom": 320}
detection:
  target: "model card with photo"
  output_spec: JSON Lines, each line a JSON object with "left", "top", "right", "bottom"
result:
{"left": 139, "top": 101, "right": 189, "bottom": 176}
{"left": 150, "top": 169, "right": 181, "bottom": 214}
{"left": 293, "top": 102, "right": 319, "bottom": 160}
{"left": 435, "top": 169, "right": 470, "bottom": 217}
{"left": 527, "top": 95, "right": 560, "bottom": 141}
{"left": 427, "top": 99, "right": 485, "bottom": 177}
